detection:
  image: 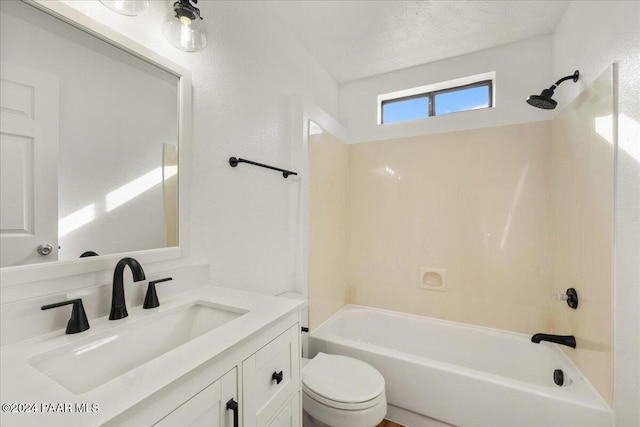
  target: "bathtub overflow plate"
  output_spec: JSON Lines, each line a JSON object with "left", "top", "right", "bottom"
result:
{"left": 553, "top": 369, "right": 564, "bottom": 386}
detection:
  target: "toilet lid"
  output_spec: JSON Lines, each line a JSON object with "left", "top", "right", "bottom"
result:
{"left": 302, "top": 353, "right": 385, "bottom": 404}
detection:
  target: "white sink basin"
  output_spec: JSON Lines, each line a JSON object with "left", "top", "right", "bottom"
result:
{"left": 28, "top": 301, "right": 247, "bottom": 394}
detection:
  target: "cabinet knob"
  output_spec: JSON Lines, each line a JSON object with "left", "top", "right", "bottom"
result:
{"left": 272, "top": 370, "right": 283, "bottom": 384}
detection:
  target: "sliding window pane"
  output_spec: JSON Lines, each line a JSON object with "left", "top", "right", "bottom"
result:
{"left": 382, "top": 96, "right": 429, "bottom": 124}
{"left": 434, "top": 85, "right": 490, "bottom": 116}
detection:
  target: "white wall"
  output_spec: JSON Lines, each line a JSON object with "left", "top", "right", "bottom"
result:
{"left": 42, "top": 1, "right": 338, "bottom": 296}
{"left": 339, "top": 34, "right": 554, "bottom": 143}
{"left": 0, "top": 0, "right": 338, "bottom": 305}
{"left": 552, "top": 2, "right": 640, "bottom": 425}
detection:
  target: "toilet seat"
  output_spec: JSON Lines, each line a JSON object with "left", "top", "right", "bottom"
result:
{"left": 303, "top": 383, "right": 385, "bottom": 411}
{"left": 302, "top": 352, "right": 385, "bottom": 410}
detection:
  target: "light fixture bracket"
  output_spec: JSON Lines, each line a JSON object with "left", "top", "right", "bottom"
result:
{"left": 173, "top": 0, "right": 202, "bottom": 21}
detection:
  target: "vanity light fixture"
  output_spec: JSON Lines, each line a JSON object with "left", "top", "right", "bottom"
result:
{"left": 162, "top": 0, "right": 207, "bottom": 52}
{"left": 99, "top": 0, "right": 150, "bottom": 16}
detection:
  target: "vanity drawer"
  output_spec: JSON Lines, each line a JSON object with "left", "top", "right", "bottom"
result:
{"left": 243, "top": 324, "right": 300, "bottom": 427}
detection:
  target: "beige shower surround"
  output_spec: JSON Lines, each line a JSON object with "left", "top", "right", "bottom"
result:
{"left": 348, "top": 122, "right": 553, "bottom": 335}
{"left": 310, "top": 122, "right": 554, "bottom": 333}
{"left": 309, "top": 81, "right": 613, "bottom": 402}
{"left": 308, "top": 128, "right": 350, "bottom": 330}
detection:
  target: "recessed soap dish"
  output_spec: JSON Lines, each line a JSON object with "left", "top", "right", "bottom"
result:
{"left": 420, "top": 268, "right": 446, "bottom": 291}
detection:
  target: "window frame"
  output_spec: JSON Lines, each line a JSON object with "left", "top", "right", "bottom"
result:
{"left": 378, "top": 73, "right": 495, "bottom": 125}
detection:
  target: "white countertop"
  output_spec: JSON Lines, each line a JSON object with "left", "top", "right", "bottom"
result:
{"left": 0, "top": 286, "right": 303, "bottom": 426}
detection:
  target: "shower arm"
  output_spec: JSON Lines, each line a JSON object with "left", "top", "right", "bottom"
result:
{"left": 549, "top": 70, "right": 580, "bottom": 91}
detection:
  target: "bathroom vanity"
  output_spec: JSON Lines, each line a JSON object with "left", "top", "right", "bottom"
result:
{"left": 0, "top": 286, "right": 303, "bottom": 426}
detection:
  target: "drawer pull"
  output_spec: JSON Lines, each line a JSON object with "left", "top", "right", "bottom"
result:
{"left": 226, "top": 398, "right": 238, "bottom": 427}
{"left": 272, "top": 370, "right": 283, "bottom": 384}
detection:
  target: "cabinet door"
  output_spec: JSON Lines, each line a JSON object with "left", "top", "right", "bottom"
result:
{"left": 267, "top": 392, "right": 300, "bottom": 427}
{"left": 155, "top": 368, "right": 238, "bottom": 427}
{"left": 243, "top": 325, "right": 300, "bottom": 427}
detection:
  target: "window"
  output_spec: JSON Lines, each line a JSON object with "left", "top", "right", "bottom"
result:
{"left": 378, "top": 73, "right": 494, "bottom": 124}
{"left": 433, "top": 83, "right": 491, "bottom": 115}
{"left": 381, "top": 95, "right": 429, "bottom": 124}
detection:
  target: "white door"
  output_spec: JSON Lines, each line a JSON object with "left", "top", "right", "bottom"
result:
{"left": 0, "top": 61, "right": 59, "bottom": 267}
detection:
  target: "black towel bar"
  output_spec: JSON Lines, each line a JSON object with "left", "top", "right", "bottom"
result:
{"left": 229, "top": 157, "right": 298, "bottom": 179}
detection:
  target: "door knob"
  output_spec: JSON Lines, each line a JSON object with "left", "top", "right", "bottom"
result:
{"left": 37, "top": 243, "right": 53, "bottom": 256}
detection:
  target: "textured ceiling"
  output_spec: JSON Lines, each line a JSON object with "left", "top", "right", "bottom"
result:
{"left": 266, "top": 0, "right": 570, "bottom": 83}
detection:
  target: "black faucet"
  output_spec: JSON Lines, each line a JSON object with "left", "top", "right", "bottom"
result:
{"left": 109, "top": 257, "right": 146, "bottom": 320}
{"left": 531, "top": 333, "right": 576, "bottom": 348}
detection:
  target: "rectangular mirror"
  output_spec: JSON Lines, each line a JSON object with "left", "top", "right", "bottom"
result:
{"left": 0, "top": 1, "right": 190, "bottom": 284}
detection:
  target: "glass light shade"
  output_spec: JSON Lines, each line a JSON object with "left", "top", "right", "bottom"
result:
{"left": 99, "top": 0, "right": 150, "bottom": 16}
{"left": 162, "top": 6, "right": 207, "bottom": 52}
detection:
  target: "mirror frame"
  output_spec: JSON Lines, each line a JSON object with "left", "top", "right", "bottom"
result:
{"left": 0, "top": 0, "right": 191, "bottom": 286}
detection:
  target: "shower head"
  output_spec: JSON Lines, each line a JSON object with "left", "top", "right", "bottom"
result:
{"left": 526, "top": 89, "right": 558, "bottom": 110}
{"left": 526, "top": 70, "right": 579, "bottom": 110}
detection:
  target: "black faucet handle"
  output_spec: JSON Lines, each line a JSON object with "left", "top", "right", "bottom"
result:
{"left": 41, "top": 298, "right": 90, "bottom": 334}
{"left": 143, "top": 277, "right": 173, "bottom": 309}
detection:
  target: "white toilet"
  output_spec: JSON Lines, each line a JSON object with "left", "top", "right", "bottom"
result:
{"left": 301, "top": 353, "right": 387, "bottom": 427}
{"left": 277, "top": 292, "right": 387, "bottom": 427}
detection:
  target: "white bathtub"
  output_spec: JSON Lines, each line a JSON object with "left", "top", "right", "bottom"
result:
{"left": 308, "top": 305, "right": 613, "bottom": 427}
